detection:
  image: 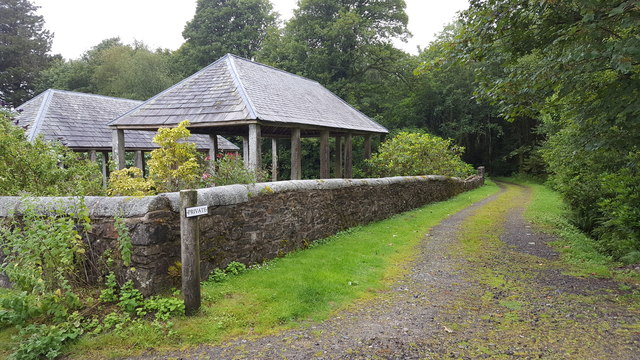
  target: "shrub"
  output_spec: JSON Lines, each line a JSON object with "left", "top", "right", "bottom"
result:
{"left": 147, "top": 120, "right": 202, "bottom": 192}
{"left": 107, "top": 167, "right": 155, "bottom": 196}
{"left": 203, "top": 152, "right": 268, "bottom": 186}
{"left": 0, "top": 108, "right": 104, "bottom": 196}
{"left": 367, "top": 131, "right": 474, "bottom": 178}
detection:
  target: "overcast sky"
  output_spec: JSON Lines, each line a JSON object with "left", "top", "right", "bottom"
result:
{"left": 32, "top": 0, "right": 469, "bottom": 60}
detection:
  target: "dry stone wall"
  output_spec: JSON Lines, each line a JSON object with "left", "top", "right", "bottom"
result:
{"left": 0, "top": 174, "right": 484, "bottom": 295}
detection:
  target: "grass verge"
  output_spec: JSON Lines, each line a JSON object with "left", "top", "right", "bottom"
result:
{"left": 64, "top": 180, "right": 499, "bottom": 358}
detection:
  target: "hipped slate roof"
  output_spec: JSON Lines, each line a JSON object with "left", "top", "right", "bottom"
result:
{"left": 15, "top": 89, "right": 238, "bottom": 151}
{"left": 110, "top": 54, "right": 388, "bottom": 135}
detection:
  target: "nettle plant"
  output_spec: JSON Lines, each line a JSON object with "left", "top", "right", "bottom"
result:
{"left": 0, "top": 201, "right": 184, "bottom": 360}
{"left": 202, "top": 152, "right": 268, "bottom": 187}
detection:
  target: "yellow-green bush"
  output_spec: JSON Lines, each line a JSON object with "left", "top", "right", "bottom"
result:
{"left": 107, "top": 167, "right": 155, "bottom": 196}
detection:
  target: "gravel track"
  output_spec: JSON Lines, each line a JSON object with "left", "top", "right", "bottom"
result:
{"left": 133, "top": 182, "right": 639, "bottom": 359}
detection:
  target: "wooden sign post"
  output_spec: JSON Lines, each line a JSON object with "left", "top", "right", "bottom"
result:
{"left": 180, "top": 189, "right": 203, "bottom": 316}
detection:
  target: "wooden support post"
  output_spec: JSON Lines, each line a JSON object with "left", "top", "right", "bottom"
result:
{"left": 112, "top": 129, "right": 126, "bottom": 170}
{"left": 291, "top": 128, "right": 302, "bottom": 180}
{"left": 248, "top": 124, "right": 261, "bottom": 172}
{"left": 134, "top": 150, "right": 144, "bottom": 172}
{"left": 209, "top": 134, "right": 218, "bottom": 173}
{"left": 89, "top": 150, "right": 97, "bottom": 162}
{"left": 335, "top": 136, "right": 343, "bottom": 178}
{"left": 271, "top": 138, "right": 278, "bottom": 182}
{"left": 242, "top": 136, "right": 249, "bottom": 169}
{"left": 180, "top": 189, "right": 201, "bottom": 316}
{"left": 101, "top": 151, "right": 109, "bottom": 188}
{"left": 345, "top": 133, "right": 353, "bottom": 179}
{"left": 320, "top": 130, "right": 330, "bottom": 179}
{"left": 364, "top": 135, "right": 372, "bottom": 160}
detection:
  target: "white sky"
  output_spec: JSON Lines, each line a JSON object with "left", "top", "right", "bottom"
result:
{"left": 32, "top": 0, "right": 469, "bottom": 60}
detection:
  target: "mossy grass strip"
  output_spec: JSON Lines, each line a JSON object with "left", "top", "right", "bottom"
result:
{"left": 65, "top": 181, "right": 499, "bottom": 358}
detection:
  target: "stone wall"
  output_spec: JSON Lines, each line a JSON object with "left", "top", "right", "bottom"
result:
{"left": 0, "top": 174, "right": 484, "bottom": 295}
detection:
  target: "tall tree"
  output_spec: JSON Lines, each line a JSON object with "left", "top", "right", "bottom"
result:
{"left": 173, "top": 0, "right": 276, "bottom": 76}
{"left": 258, "top": 0, "right": 410, "bottom": 116}
{"left": 0, "top": 0, "right": 53, "bottom": 106}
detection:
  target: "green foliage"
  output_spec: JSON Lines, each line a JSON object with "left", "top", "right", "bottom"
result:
{"left": 174, "top": 0, "right": 276, "bottom": 76}
{"left": 148, "top": 120, "right": 203, "bottom": 192}
{"left": 99, "top": 273, "right": 118, "bottom": 303}
{"left": 368, "top": 131, "right": 474, "bottom": 178}
{"left": 37, "top": 38, "right": 177, "bottom": 100}
{"left": 204, "top": 153, "right": 267, "bottom": 186}
{"left": 206, "top": 261, "right": 247, "bottom": 283}
{"left": 0, "top": 109, "right": 104, "bottom": 196}
{"left": 0, "top": 0, "right": 53, "bottom": 106}
{"left": 9, "top": 322, "right": 83, "bottom": 360}
{"left": 114, "top": 215, "right": 133, "bottom": 267}
{"left": 107, "top": 167, "right": 156, "bottom": 196}
{"left": 454, "top": 0, "right": 640, "bottom": 261}
{"left": 117, "top": 281, "right": 144, "bottom": 315}
{"left": 0, "top": 200, "right": 90, "bottom": 296}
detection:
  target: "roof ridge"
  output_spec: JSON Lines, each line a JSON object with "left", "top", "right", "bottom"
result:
{"left": 226, "top": 54, "right": 259, "bottom": 119}
{"left": 227, "top": 53, "right": 323, "bottom": 86}
{"left": 27, "top": 89, "right": 54, "bottom": 141}
{"left": 46, "top": 89, "right": 143, "bottom": 104}
{"left": 109, "top": 55, "right": 231, "bottom": 126}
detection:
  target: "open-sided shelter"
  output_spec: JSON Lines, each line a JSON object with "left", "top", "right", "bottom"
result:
{"left": 15, "top": 89, "right": 239, "bottom": 185}
{"left": 109, "top": 54, "right": 388, "bottom": 180}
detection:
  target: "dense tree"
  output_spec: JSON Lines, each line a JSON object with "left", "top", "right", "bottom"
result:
{"left": 0, "top": 0, "right": 53, "bottom": 106}
{"left": 456, "top": 0, "right": 640, "bottom": 261}
{"left": 37, "top": 38, "right": 177, "bottom": 100}
{"left": 172, "top": 0, "right": 276, "bottom": 76}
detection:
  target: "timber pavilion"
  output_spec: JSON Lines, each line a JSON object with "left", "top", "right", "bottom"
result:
{"left": 109, "top": 54, "right": 388, "bottom": 180}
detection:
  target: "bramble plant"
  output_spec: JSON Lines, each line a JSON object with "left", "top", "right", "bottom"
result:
{"left": 367, "top": 131, "right": 474, "bottom": 178}
{"left": 147, "top": 120, "right": 202, "bottom": 192}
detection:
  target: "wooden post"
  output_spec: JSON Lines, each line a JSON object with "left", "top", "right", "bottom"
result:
{"left": 89, "top": 150, "right": 97, "bottom": 162}
{"left": 242, "top": 136, "right": 249, "bottom": 169}
{"left": 364, "top": 135, "right": 372, "bottom": 160}
{"left": 101, "top": 151, "right": 109, "bottom": 188}
{"left": 248, "top": 124, "right": 261, "bottom": 172}
{"left": 335, "top": 136, "right": 343, "bottom": 178}
{"left": 271, "top": 138, "right": 278, "bottom": 182}
{"left": 345, "top": 133, "right": 353, "bottom": 178}
{"left": 291, "top": 128, "right": 302, "bottom": 180}
{"left": 112, "top": 129, "right": 126, "bottom": 170}
{"left": 180, "top": 189, "right": 200, "bottom": 316}
{"left": 320, "top": 130, "right": 330, "bottom": 179}
{"left": 209, "top": 134, "right": 218, "bottom": 173}
{"left": 134, "top": 150, "right": 144, "bottom": 172}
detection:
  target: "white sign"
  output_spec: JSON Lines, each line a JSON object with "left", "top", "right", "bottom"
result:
{"left": 185, "top": 205, "right": 208, "bottom": 218}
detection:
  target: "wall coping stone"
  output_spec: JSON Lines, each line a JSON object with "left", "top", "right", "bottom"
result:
{"left": 0, "top": 175, "right": 466, "bottom": 218}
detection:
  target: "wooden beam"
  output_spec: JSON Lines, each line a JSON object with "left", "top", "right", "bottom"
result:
{"left": 112, "top": 129, "right": 126, "bottom": 170}
{"left": 320, "top": 130, "right": 330, "bottom": 179}
{"left": 364, "top": 135, "right": 372, "bottom": 159}
{"left": 242, "top": 136, "right": 249, "bottom": 169}
{"left": 291, "top": 128, "right": 302, "bottom": 180}
{"left": 209, "top": 134, "right": 218, "bottom": 173}
{"left": 101, "top": 151, "right": 109, "bottom": 189}
{"left": 345, "top": 133, "right": 353, "bottom": 179}
{"left": 335, "top": 136, "right": 343, "bottom": 178}
{"left": 248, "top": 124, "right": 261, "bottom": 172}
{"left": 180, "top": 189, "right": 201, "bottom": 316}
{"left": 271, "top": 138, "right": 278, "bottom": 182}
{"left": 134, "top": 150, "right": 144, "bottom": 172}
{"left": 89, "top": 150, "right": 97, "bottom": 162}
